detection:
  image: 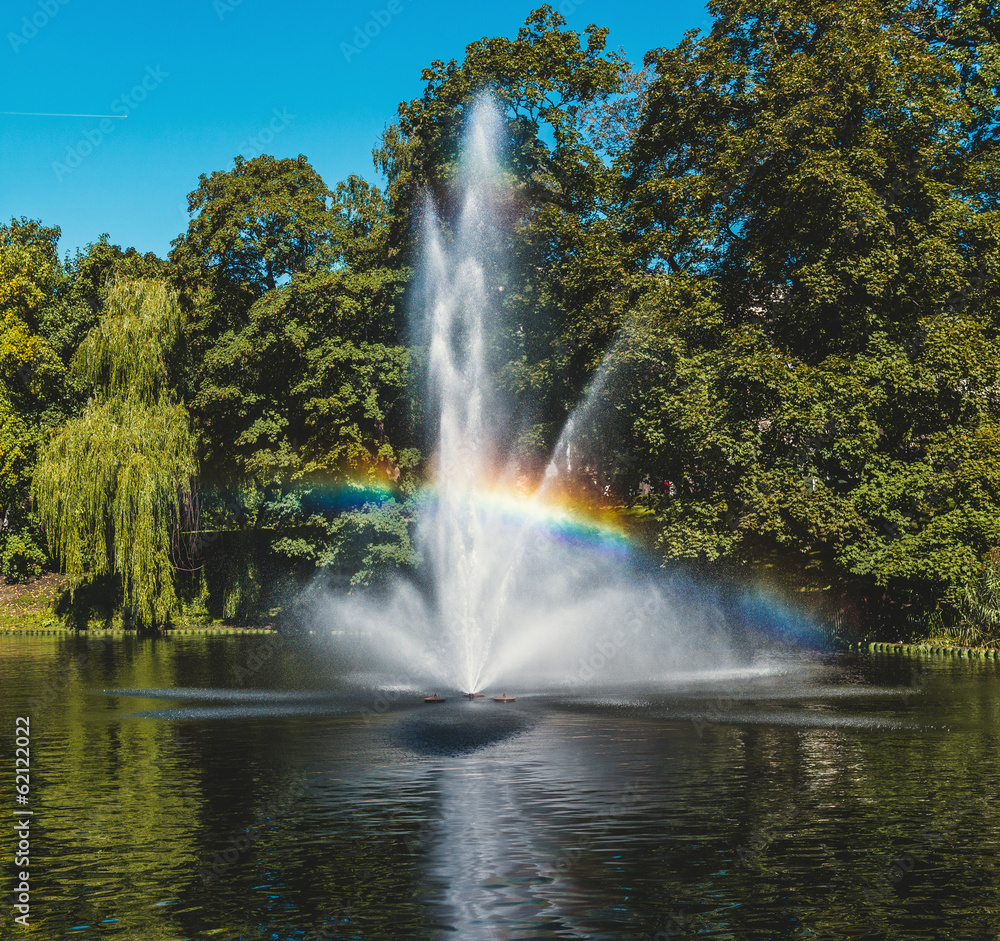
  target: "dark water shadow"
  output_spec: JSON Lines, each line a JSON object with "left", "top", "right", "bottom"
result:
{"left": 391, "top": 703, "right": 534, "bottom": 756}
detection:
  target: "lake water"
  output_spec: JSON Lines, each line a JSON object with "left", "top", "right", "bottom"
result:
{"left": 2, "top": 633, "right": 999, "bottom": 939}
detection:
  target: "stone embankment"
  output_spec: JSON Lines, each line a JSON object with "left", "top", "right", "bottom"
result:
{"left": 863, "top": 642, "right": 1000, "bottom": 659}
{"left": 10, "top": 627, "right": 276, "bottom": 635}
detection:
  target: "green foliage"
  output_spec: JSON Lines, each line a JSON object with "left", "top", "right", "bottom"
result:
{"left": 0, "top": 230, "right": 65, "bottom": 405}
{"left": 34, "top": 396, "right": 197, "bottom": 627}
{"left": 41, "top": 235, "right": 165, "bottom": 363}
{"left": 375, "top": 5, "right": 626, "bottom": 230}
{"left": 266, "top": 486, "right": 419, "bottom": 587}
{"left": 170, "top": 154, "right": 339, "bottom": 299}
{"left": 9, "top": 4, "right": 1000, "bottom": 632}
{"left": 953, "top": 548, "right": 1000, "bottom": 644}
{"left": 194, "top": 269, "right": 410, "bottom": 484}
{"left": 0, "top": 220, "right": 68, "bottom": 582}
{"left": 165, "top": 153, "right": 417, "bottom": 598}
{"left": 0, "top": 388, "right": 46, "bottom": 581}
{"left": 375, "top": 6, "right": 633, "bottom": 455}
{"left": 33, "top": 280, "right": 196, "bottom": 628}
{"left": 333, "top": 174, "right": 396, "bottom": 273}
{"left": 0, "top": 222, "right": 165, "bottom": 584}
{"left": 187, "top": 262, "right": 417, "bottom": 596}
{"left": 608, "top": 0, "right": 1000, "bottom": 624}
{"left": 0, "top": 529, "right": 46, "bottom": 582}
{"left": 74, "top": 279, "right": 183, "bottom": 401}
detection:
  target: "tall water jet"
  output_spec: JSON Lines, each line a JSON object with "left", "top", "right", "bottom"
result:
{"left": 314, "top": 98, "right": 803, "bottom": 696}
{"left": 418, "top": 98, "right": 509, "bottom": 695}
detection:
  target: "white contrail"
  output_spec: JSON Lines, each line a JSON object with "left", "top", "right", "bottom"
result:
{"left": 0, "top": 111, "right": 127, "bottom": 118}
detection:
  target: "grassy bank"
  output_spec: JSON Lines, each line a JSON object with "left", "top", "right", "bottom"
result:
{"left": 0, "top": 573, "right": 277, "bottom": 634}
{"left": 0, "top": 573, "right": 65, "bottom": 631}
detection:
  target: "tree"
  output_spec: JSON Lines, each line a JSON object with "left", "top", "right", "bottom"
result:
{"left": 188, "top": 249, "right": 417, "bottom": 600}
{"left": 0, "top": 225, "right": 169, "bottom": 583}
{"left": 170, "top": 154, "right": 339, "bottom": 301}
{"left": 167, "top": 154, "right": 417, "bottom": 603}
{"left": 612, "top": 0, "right": 1000, "bottom": 625}
{"left": 41, "top": 235, "right": 165, "bottom": 363}
{"left": 375, "top": 6, "right": 626, "bottom": 237}
{"left": 172, "top": 156, "right": 413, "bottom": 488}
{"left": 374, "top": 6, "right": 633, "bottom": 459}
{"left": 169, "top": 154, "right": 368, "bottom": 422}
{"left": 0, "top": 388, "right": 45, "bottom": 579}
{"left": 194, "top": 269, "right": 410, "bottom": 482}
{"left": 0, "top": 221, "right": 65, "bottom": 402}
{"left": 0, "top": 220, "right": 67, "bottom": 579}
{"left": 33, "top": 280, "right": 196, "bottom": 628}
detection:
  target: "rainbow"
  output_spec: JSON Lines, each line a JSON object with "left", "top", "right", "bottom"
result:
{"left": 262, "top": 474, "right": 831, "bottom": 648}
{"left": 280, "top": 473, "right": 630, "bottom": 555}
{"left": 421, "top": 481, "right": 632, "bottom": 557}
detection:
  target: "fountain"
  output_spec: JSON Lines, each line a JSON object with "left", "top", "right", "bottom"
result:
{"left": 311, "top": 97, "right": 806, "bottom": 700}
{"left": 78, "top": 97, "right": 982, "bottom": 941}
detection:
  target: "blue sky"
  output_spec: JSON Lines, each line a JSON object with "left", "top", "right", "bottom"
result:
{"left": 1, "top": 0, "right": 709, "bottom": 259}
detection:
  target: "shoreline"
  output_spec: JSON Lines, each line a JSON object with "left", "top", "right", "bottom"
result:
{"left": 6, "top": 580, "right": 998, "bottom": 651}
{"left": 0, "top": 574, "right": 279, "bottom": 634}
{"left": 6, "top": 633, "right": 998, "bottom": 652}
{"left": 0, "top": 625, "right": 278, "bottom": 636}
{"left": 861, "top": 641, "right": 1000, "bottom": 659}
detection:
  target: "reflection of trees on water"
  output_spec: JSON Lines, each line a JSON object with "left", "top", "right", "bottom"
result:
{"left": 5, "top": 638, "right": 1000, "bottom": 938}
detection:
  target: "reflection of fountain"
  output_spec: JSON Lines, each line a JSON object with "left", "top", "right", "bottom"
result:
{"left": 411, "top": 709, "right": 665, "bottom": 939}
{"left": 314, "top": 98, "right": 798, "bottom": 696}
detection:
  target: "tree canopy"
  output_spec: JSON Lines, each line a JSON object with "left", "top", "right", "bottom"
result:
{"left": 6, "top": 2, "right": 1000, "bottom": 639}
{"left": 33, "top": 280, "right": 197, "bottom": 629}
{"left": 605, "top": 0, "right": 1000, "bottom": 622}
{"left": 170, "top": 154, "right": 339, "bottom": 299}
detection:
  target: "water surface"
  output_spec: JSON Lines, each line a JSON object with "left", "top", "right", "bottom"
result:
{"left": 2, "top": 634, "right": 999, "bottom": 939}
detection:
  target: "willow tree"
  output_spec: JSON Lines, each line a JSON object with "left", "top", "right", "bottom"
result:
{"left": 33, "top": 279, "right": 196, "bottom": 629}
